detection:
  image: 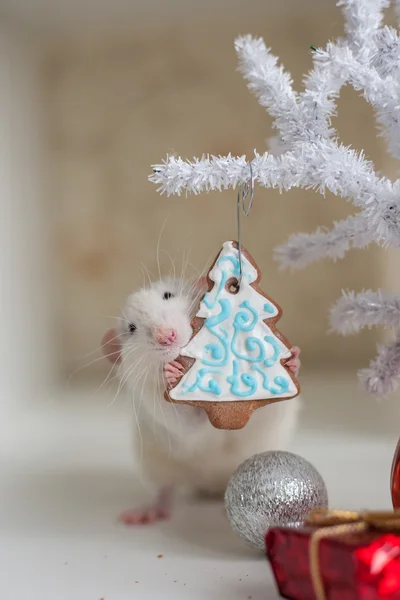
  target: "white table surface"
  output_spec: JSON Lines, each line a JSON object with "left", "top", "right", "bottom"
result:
{"left": 1, "top": 370, "right": 399, "bottom": 600}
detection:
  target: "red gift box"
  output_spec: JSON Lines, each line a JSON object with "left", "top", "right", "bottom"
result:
{"left": 266, "top": 511, "right": 400, "bottom": 600}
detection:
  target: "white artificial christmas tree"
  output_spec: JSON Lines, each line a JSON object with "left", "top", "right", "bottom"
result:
{"left": 169, "top": 242, "right": 298, "bottom": 404}
{"left": 151, "top": 0, "right": 400, "bottom": 396}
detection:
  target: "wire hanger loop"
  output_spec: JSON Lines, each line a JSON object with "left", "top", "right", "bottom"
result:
{"left": 237, "top": 161, "right": 255, "bottom": 288}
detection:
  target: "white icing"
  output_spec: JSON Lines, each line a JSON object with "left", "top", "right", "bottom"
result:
{"left": 170, "top": 241, "right": 298, "bottom": 402}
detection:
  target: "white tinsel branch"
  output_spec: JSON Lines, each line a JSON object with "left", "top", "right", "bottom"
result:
{"left": 235, "top": 36, "right": 300, "bottom": 146}
{"left": 359, "top": 331, "right": 400, "bottom": 396}
{"left": 331, "top": 290, "right": 400, "bottom": 334}
{"left": 151, "top": 29, "right": 400, "bottom": 249}
{"left": 150, "top": 0, "right": 400, "bottom": 396}
{"left": 331, "top": 44, "right": 400, "bottom": 160}
{"left": 338, "top": 0, "right": 390, "bottom": 46}
{"left": 372, "top": 27, "right": 400, "bottom": 78}
{"left": 274, "top": 214, "right": 375, "bottom": 269}
{"left": 152, "top": 141, "right": 400, "bottom": 248}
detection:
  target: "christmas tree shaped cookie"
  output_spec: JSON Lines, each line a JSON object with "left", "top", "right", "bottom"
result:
{"left": 165, "top": 241, "right": 300, "bottom": 429}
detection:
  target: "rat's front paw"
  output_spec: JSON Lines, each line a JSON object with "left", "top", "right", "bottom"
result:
{"left": 164, "top": 360, "right": 184, "bottom": 387}
{"left": 286, "top": 346, "right": 301, "bottom": 377}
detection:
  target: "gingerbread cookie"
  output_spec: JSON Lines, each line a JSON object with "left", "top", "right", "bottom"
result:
{"left": 164, "top": 241, "right": 300, "bottom": 429}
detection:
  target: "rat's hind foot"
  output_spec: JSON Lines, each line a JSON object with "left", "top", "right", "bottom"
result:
{"left": 119, "top": 506, "right": 170, "bottom": 525}
{"left": 119, "top": 486, "right": 173, "bottom": 526}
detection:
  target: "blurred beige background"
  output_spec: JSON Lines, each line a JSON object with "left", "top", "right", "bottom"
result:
{"left": 3, "top": 5, "right": 400, "bottom": 596}
{"left": 1, "top": 0, "right": 398, "bottom": 388}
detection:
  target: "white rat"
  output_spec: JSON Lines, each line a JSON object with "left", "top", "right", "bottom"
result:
{"left": 102, "top": 276, "right": 301, "bottom": 524}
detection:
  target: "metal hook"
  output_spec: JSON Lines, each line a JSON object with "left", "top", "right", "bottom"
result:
{"left": 237, "top": 161, "right": 255, "bottom": 288}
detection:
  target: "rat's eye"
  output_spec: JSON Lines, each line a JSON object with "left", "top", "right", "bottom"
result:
{"left": 128, "top": 323, "right": 137, "bottom": 333}
{"left": 163, "top": 292, "right": 174, "bottom": 300}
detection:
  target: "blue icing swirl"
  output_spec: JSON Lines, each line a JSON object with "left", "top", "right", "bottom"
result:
{"left": 230, "top": 300, "right": 265, "bottom": 363}
{"left": 203, "top": 269, "right": 227, "bottom": 309}
{"left": 251, "top": 365, "right": 290, "bottom": 395}
{"left": 205, "top": 298, "right": 231, "bottom": 328}
{"left": 202, "top": 299, "right": 231, "bottom": 367}
{"left": 263, "top": 335, "right": 280, "bottom": 367}
{"left": 203, "top": 255, "right": 246, "bottom": 309}
{"left": 219, "top": 255, "right": 241, "bottom": 275}
{"left": 181, "top": 244, "right": 292, "bottom": 400}
{"left": 182, "top": 368, "right": 222, "bottom": 396}
{"left": 264, "top": 302, "right": 275, "bottom": 314}
{"left": 227, "top": 360, "right": 257, "bottom": 397}
{"left": 233, "top": 300, "right": 258, "bottom": 331}
{"left": 231, "top": 334, "right": 265, "bottom": 363}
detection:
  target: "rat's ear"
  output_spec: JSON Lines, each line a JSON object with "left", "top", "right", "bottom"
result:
{"left": 101, "top": 328, "right": 122, "bottom": 364}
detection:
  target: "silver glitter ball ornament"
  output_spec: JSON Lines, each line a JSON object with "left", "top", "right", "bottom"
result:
{"left": 225, "top": 450, "right": 328, "bottom": 550}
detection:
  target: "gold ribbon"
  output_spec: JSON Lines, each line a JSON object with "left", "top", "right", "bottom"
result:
{"left": 305, "top": 509, "right": 400, "bottom": 600}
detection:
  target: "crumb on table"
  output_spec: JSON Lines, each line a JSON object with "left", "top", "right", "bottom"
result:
{"left": 157, "top": 554, "right": 164, "bottom": 559}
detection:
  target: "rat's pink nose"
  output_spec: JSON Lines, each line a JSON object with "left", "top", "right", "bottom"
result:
{"left": 153, "top": 327, "right": 177, "bottom": 346}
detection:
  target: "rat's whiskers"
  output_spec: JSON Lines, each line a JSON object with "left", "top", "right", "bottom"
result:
{"left": 156, "top": 213, "right": 170, "bottom": 282}
{"left": 161, "top": 248, "right": 176, "bottom": 281}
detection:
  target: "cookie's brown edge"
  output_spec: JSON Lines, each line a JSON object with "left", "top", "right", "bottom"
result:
{"left": 230, "top": 241, "right": 283, "bottom": 321}
{"left": 164, "top": 241, "right": 300, "bottom": 428}
{"left": 164, "top": 247, "right": 221, "bottom": 404}
{"left": 202, "top": 398, "right": 289, "bottom": 430}
{"left": 231, "top": 241, "right": 300, "bottom": 398}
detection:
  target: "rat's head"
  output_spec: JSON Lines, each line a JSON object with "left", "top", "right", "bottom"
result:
{"left": 102, "top": 276, "right": 206, "bottom": 369}
{"left": 120, "top": 277, "right": 194, "bottom": 364}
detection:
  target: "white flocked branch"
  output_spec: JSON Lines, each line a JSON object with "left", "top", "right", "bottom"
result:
{"left": 150, "top": 0, "right": 400, "bottom": 396}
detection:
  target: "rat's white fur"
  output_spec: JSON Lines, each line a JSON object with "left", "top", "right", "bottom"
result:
{"left": 118, "top": 277, "right": 300, "bottom": 497}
